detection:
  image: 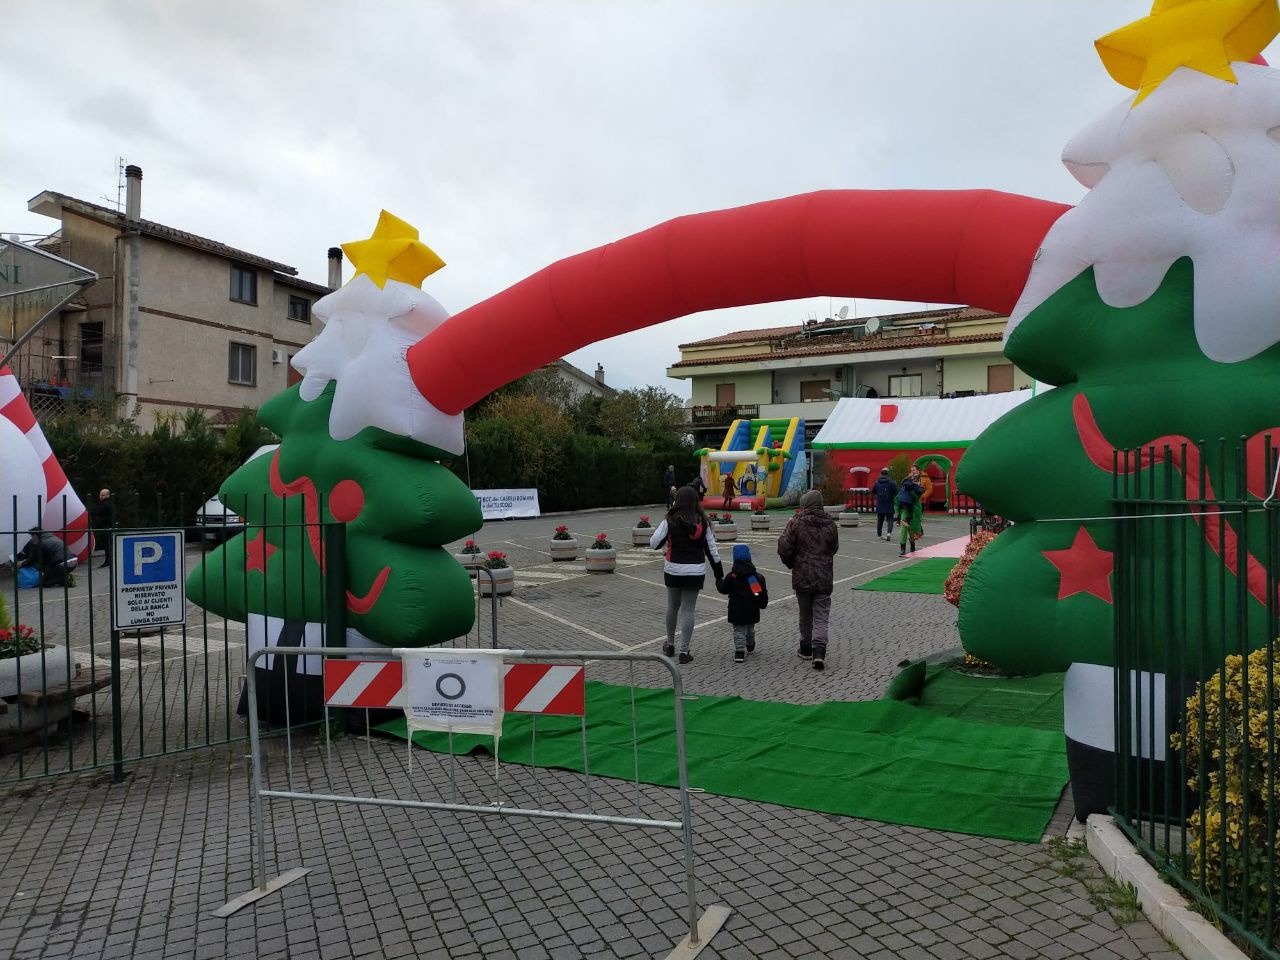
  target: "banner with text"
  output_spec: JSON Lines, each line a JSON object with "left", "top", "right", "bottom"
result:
{"left": 474, "top": 488, "right": 541, "bottom": 520}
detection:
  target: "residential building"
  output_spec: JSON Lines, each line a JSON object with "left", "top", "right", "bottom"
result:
{"left": 16, "top": 165, "right": 335, "bottom": 426}
{"left": 666, "top": 305, "right": 1032, "bottom": 447}
{"left": 547, "top": 359, "right": 615, "bottom": 400}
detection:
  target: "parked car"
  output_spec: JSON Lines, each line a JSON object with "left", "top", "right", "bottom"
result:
{"left": 192, "top": 444, "right": 279, "bottom": 545}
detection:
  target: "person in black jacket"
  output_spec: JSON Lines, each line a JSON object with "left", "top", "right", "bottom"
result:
{"left": 18, "top": 527, "right": 74, "bottom": 587}
{"left": 649, "top": 485, "right": 723, "bottom": 665}
{"left": 872, "top": 468, "right": 898, "bottom": 541}
{"left": 716, "top": 543, "right": 769, "bottom": 664}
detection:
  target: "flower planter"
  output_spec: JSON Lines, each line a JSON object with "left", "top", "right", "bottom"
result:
{"left": 0, "top": 645, "right": 77, "bottom": 734}
{"left": 631, "top": 527, "right": 653, "bottom": 546}
{"left": 713, "top": 521, "right": 738, "bottom": 542}
{"left": 584, "top": 546, "right": 617, "bottom": 573}
{"left": 838, "top": 511, "right": 861, "bottom": 528}
{"left": 823, "top": 505, "right": 842, "bottom": 517}
{"left": 549, "top": 538, "right": 579, "bottom": 561}
{"left": 454, "top": 552, "right": 485, "bottom": 577}
{"left": 750, "top": 516, "right": 771, "bottom": 531}
{"left": 478, "top": 566, "right": 514, "bottom": 596}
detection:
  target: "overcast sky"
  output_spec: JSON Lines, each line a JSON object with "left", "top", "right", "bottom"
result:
{"left": 6, "top": 2, "right": 1276, "bottom": 397}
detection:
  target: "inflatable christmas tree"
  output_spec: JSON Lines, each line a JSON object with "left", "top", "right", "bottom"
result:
{"left": 189, "top": 213, "right": 482, "bottom": 717}
{"left": 953, "top": 0, "right": 1280, "bottom": 810}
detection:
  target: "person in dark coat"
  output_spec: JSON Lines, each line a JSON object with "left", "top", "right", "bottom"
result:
{"left": 716, "top": 543, "right": 769, "bottom": 663}
{"left": 777, "top": 490, "right": 840, "bottom": 670}
{"left": 18, "top": 527, "right": 74, "bottom": 587}
{"left": 649, "top": 486, "right": 723, "bottom": 665}
{"left": 872, "top": 468, "right": 898, "bottom": 541}
{"left": 95, "top": 488, "right": 116, "bottom": 567}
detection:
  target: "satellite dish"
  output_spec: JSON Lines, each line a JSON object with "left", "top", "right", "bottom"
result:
{"left": 864, "top": 317, "right": 882, "bottom": 335}
{"left": 837, "top": 305, "right": 849, "bottom": 320}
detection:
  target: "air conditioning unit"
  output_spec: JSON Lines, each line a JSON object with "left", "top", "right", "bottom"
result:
{"left": 271, "top": 349, "right": 285, "bottom": 365}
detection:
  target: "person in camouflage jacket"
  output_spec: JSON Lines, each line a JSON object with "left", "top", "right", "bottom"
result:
{"left": 777, "top": 489, "right": 839, "bottom": 670}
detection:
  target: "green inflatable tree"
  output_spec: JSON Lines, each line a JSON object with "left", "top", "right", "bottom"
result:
{"left": 188, "top": 212, "right": 484, "bottom": 719}
{"left": 952, "top": 15, "right": 1280, "bottom": 814}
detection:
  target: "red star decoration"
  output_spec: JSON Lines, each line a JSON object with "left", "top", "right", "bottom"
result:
{"left": 244, "top": 529, "right": 277, "bottom": 573}
{"left": 1043, "top": 526, "right": 1114, "bottom": 604}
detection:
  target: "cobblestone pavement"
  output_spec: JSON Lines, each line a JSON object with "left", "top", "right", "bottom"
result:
{"left": 0, "top": 507, "right": 1183, "bottom": 959}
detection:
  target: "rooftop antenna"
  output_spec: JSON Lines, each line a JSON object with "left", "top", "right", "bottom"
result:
{"left": 837, "top": 305, "right": 849, "bottom": 321}
{"left": 100, "top": 156, "right": 126, "bottom": 212}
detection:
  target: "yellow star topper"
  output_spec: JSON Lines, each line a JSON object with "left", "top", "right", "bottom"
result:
{"left": 342, "top": 210, "right": 445, "bottom": 289}
{"left": 1096, "top": 0, "right": 1278, "bottom": 106}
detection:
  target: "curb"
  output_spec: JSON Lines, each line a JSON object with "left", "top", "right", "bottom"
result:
{"left": 1085, "top": 814, "right": 1245, "bottom": 960}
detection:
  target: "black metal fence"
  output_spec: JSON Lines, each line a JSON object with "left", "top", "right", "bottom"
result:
{"left": 1112, "top": 439, "right": 1279, "bottom": 959}
{"left": 1, "top": 494, "right": 502, "bottom": 785}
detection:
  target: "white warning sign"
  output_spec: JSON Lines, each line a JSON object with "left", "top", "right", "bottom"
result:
{"left": 400, "top": 649, "right": 505, "bottom": 737}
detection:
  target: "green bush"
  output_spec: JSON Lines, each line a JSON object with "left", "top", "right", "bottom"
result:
{"left": 39, "top": 405, "right": 276, "bottom": 528}
{"left": 1171, "top": 644, "right": 1280, "bottom": 946}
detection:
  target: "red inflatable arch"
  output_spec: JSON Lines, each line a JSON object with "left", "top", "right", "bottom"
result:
{"left": 407, "top": 189, "right": 1070, "bottom": 415}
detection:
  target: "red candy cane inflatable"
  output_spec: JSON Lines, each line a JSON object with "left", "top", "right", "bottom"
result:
{"left": 0, "top": 366, "right": 93, "bottom": 561}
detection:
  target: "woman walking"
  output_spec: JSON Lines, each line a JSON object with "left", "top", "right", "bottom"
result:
{"left": 650, "top": 486, "right": 723, "bottom": 664}
{"left": 777, "top": 490, "right": 840, "bottom": 670}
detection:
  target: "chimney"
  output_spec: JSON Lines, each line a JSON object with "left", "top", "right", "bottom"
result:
{"left": 124, "top": 165, "right": 142, "bottom": 220}
{"left": 327, "top": 247, "right": 343, "bottom": 290}
{"left": 594, "top": 363, "right": 605, "bottom": 386}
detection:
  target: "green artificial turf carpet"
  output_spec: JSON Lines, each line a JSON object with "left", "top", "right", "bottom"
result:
{"left": 377, "top": 680, "right": 1067, "bottom": 842}
{"left": 915, "top": 663, "right": 1065, "bottom": 732}
{"left": 854, "top": 557, "right": 957, "bottom": 594}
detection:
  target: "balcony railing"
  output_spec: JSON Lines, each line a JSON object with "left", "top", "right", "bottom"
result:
{"left": 688, "top": 403, "right": 759, "bottom": 427}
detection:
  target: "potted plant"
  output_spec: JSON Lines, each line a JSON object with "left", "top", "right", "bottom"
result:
{"left": 750, "top": 509, "right": 770, "bottom": 531}
{"left": 478, "top": 550, "right": 514, "bottom": 597}
{"left": 838, "top": 506, "right": 861, "bottom": 528}
{"left": 453, "top": 538, "right": 485, "bottom": 577}
{"left": 584, "top": 533, "right": 617, "bottom": 573}
{"left": 712, "top": 511, "right": 737, "bottom": 542}
{"left": 632, "top": 514, "right": 654, "bottom": 546}
{"left": 0, "top": 600, "right": 78, "bottom": 735}
{"left": 549, "top": 523, "right": 579, "bottom": 561}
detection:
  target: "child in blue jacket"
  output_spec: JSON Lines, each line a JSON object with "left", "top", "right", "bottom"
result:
{"left": 716, "top": 544, "right": 769, "bottom": 663}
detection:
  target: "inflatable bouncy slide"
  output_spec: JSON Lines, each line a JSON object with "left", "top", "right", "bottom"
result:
{"left": 695, "top": 416, "right": 805, "bottom": 509}
{"left": 190, "top": 1, "right": 1280, "bottom": 822}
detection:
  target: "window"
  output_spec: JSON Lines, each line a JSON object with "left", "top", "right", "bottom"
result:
{"left": 286, "top": 355, "right": 302, "bottom": 387}
{"left": 228, "top": 342, "right": 256, "bottom": 385}
{"left": 987, "top": 363, "right": 1015, "bottom": 393}
{"left": 799, "top": 379, "right": 829, "bottom": 401}
{"left": 887, "top": 373, "right": 922, "bottom": 397}
{"left": 287, "top": 295, "right": 310, "bottom": 322}
{"left": 230, "top": 264, "right": 257, "bottom": 305}
{"left": 78, "top": 321, "right": 104, "bottom": 377}
{"left": 715, "top": 383, "right": 736, "bottom": 406}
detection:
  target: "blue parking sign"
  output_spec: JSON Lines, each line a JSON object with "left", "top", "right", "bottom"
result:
{"left": 112, "top": 530, "right": 185, "bottom": 630}
{"left": 121, "top": 535, "right": 178, "bottom": 584}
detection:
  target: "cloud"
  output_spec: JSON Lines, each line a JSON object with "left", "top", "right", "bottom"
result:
{"left": 4, "top": 1, "right": 1277, "bottom": 398}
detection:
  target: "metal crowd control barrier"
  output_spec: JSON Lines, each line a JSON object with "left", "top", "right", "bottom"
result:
{"left": 219, "top": 645, "right": 730, "bottom": 954}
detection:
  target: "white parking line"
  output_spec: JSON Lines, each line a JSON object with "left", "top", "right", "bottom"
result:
{"left": 502, "top": 597, "right": 627, "bottom": 649}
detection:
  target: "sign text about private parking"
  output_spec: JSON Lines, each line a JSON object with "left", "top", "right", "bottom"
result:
{"left": 112, "top": 531, "right": 186, "bottom": 630}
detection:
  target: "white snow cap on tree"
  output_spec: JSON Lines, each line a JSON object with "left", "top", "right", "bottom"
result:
{"left": 291, "top": 274, "right": 465, "bottom": 455}
{"left": 1009, "top": 63, "right": 1280, "bottom": 362}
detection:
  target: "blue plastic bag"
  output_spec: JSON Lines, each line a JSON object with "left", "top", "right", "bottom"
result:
{"left": 16, "top": 566, "right": 40, "bottom": 589}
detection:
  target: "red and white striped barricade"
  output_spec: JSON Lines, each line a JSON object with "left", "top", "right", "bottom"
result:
{"left": 322, "top": 657, "right": 586, "bottom": 716}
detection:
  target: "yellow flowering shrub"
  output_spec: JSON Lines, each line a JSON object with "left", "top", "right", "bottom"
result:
{"left": 1171, "top": 644, "right": 1280, "bottom": 943}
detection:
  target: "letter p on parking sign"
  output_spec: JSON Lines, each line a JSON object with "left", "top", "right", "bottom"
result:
{"left": 112, "top": 530, "right": 185, "bottom": 630}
